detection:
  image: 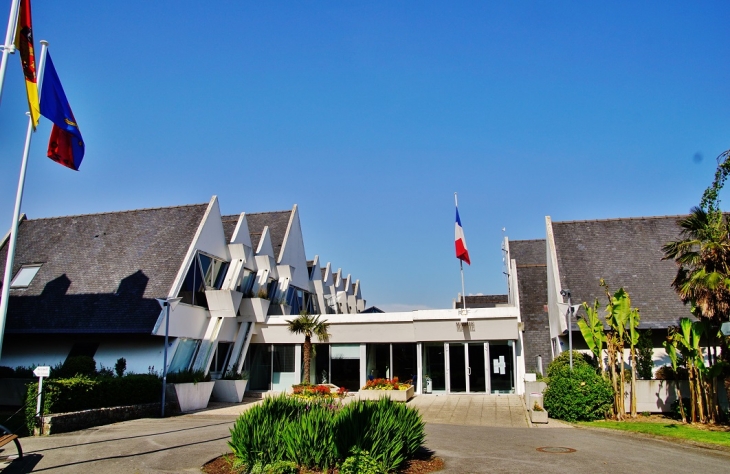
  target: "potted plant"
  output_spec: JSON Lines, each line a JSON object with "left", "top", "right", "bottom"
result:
{"left": 530, "top": 401, "right": 548, "bottom": 424}
{"left": 239, "top": 288, "right": 270, "bottom": 322}
{"left": 211, "top": 370, "right": 249, "bottom": 403}
{"left": 359, "top": 377, "right": 415, "bottom": 402}
{"left": 165, "top": 369, "right": 214, "bottom": 412}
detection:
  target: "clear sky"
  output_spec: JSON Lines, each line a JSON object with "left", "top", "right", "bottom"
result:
{"left": 1, "top": 2, "right": 729, "bottom": 311}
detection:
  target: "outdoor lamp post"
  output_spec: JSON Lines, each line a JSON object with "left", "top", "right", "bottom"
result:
{"left": 156, "top": 296, "right": 182, "bottom": 417}
{"left": 560, "top": 289, "right": 574, "bottom": 371}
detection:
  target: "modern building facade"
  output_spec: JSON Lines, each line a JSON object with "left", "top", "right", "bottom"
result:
{"left": 1, "top": 197, "right": 528, "bottom": 396}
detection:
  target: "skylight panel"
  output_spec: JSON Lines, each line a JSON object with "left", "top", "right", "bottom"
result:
{"left": 10, "top": 265, "right": 42, "bottom": 288}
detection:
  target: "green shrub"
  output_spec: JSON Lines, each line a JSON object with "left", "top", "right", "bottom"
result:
{"left": 546, "top": 351, "right": 597, "bottom": 378}
{"left": 334, "top": 397, "right": 425, "bottom": 471}
{"left": 544, "top": 365, "right": 613, "bottom": 422}
{"left": 229, "top": 396, "right": 298, "bottom": 468}
{"left": 670, "top": 397, "right": 691, "bottom": 420}
{"left": 53, "top": 356, "right": 97, "bottom": 378}
{"left": 114, "top": 358, "right": 127, "bottom": 377}
{"left": 228, "top": 395, "right": 425, "bottom": 472}
{"left": 25, "top": 373, "right": 161, "bottom": 433}
{"left": 636, "top": 330, "right": 654, "bottom": 380}
{"left": 340, "top": 449, "right": 384, "bottom": 474}
{"left": 166, "top": 368, "right": 210, "bottom": 384}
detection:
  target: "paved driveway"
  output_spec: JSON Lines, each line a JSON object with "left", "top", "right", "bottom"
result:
{"left": 408, "top": 394, "right": 529, "bottom": 427}
{"left": 3, "top": 396, "right": 729, "bottom": 473}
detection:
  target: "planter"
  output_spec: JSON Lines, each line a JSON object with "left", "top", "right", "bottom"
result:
{"left": 166, "top": 381, "right": 215, "bottom": 412}
{"left": 239, "top": 297, "right": 270, "bottom": 322}
{"left": 530, "top": 409, "right": 548, "bottom": 424}
{"left": 211, "top": 379, "right": 248, "bottom": 403}
{"left": 358, "top": 385, "right": 414, "bottom": 402}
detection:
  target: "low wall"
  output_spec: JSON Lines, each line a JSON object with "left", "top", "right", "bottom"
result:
{"left": 37, "top": 402, "right": 175, "bottom": 435}
{"left": 0, "top": 378, "right": 34, "bottom": 405}
{"left": 624, "top": 380, "right": 729, "bottom": 413}
{"left": 525, "top": 378, "right": 729, "bottom": 414}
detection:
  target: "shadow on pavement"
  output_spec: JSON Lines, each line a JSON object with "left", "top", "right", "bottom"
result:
{"left": 3, "top": 453, "right": 43, "bottom": 474}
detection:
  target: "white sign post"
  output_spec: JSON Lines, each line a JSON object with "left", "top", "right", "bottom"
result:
{"left": 33, "top": 365, "right": 50, "bottom": 430}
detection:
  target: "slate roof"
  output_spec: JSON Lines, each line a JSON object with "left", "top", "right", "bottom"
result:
{"left": 457, "top": 294, "right": 508, "bottom": 308}
{"left": 552, "top": 215, "right": 690, "bottom": 329}
{"left": 221, "top": 214, "right": 240, "bottom": 243}
{"left": 246, "top": 210, "right": 292, "bottom": 258}
{"left": 509, "top": 239, "right": 551, "bottom": 372}
{"left": 0, "top": 204, "right": 207, "bottom": 334}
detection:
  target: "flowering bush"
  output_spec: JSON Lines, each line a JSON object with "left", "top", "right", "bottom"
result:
{"left": 291, "top": 383, "right": 347, "bottom": 400}
{"left": 361, "top": 377, "right": 412, "bottom": 391}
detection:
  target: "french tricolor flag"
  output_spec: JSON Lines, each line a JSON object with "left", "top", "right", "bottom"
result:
{"left": 455, "top": 206, "right": 470, "bottom": 265}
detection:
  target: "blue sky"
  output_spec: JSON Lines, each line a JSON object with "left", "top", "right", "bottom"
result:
{"left": 1, "top": 2, "right": 729, "bottom": 311}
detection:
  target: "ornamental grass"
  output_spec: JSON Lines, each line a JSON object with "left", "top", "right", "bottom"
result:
{"left": 229, "top": 395, "right": 425, "bottom": 473}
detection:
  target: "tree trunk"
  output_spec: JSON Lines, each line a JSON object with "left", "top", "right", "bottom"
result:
{"left": 675, "top": 371, "right": 686, "bottom": 423}
{"left": 618, "top": 343, "right": 626, "bottom": 420}
{"left": 303, "top": 336, "right": 311, "bottom": 384}
{"left": 630, "top": 345, "right": 637, "bottom": 418}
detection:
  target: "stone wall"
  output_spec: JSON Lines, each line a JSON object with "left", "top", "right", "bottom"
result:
{"left": 36, "top": 402, "right": 176, "bottom": 435}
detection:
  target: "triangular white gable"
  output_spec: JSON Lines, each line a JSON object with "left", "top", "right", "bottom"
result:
{"left": 231, "top": 213, "right": 253, "bottom": 247}
{"left": 194, "top": 196, "right": 230, "bottom": 260}
{"left": 257, "top": 226, "right": 275, "bottom": 257}
{"left": 277, "top": 205, "right": 310, "bottom": 289}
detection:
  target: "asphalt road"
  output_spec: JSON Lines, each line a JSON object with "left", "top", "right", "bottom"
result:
{"left": 3, "top": 414, "right": 729, "bottom": 473}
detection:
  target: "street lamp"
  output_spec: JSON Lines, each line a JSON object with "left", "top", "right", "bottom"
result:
{"left": 560, "top": 289, "right": 574, "bottom": 371}
{"left": 156, "top": 296, "right": 182, "bottom": 417}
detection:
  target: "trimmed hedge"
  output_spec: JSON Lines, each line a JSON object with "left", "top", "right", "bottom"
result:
{"left": 546, "top": 350, "right": 597, "bottom": 378}
{"left": 229, "top": 396, "right": 425, "bottom": 472}
{"left": 543, "top": 365, "right": 613, "bottom": 422}
{"left": 26, "top": 374, "right": 161, "bottom": 434}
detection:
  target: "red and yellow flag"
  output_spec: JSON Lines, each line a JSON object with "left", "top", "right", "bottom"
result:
{"left": 15, "top": 0, "right": 39, "bottom": 129}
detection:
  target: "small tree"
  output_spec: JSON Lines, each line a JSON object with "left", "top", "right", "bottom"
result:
{"left": 286, "top": 312, "right": 330, "bottom": 384}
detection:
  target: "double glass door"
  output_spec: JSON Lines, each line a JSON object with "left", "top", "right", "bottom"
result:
{"left": 447, "top": 342, "right": 488, "bottom": 393}
{"left": 446, "top": 341, "right": 515, "bottom": 394}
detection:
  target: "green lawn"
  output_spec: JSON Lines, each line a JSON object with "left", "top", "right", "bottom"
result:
{"left": 578, "top": 421, "right": 730, "bottom": 447}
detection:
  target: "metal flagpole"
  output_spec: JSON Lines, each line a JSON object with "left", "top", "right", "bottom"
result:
{"left": 0, "top": 39, "right": 47, "bottom": 361}
{"left": 455, "top": 193, "right": 466, "bottom": 311}
{"left": 0, "top": 0, "right": 21, "bottom": 107}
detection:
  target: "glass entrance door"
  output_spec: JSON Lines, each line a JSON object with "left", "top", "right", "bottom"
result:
{"left": 447, "top": 342, "right": 487, "bottom": 393}
{"left": 467, "top": 343, "right": 487, "bottom": 393}
{"left": 489, "top": 341, "right": 515, "bottom": 394}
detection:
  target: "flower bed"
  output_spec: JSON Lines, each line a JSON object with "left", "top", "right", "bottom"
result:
{"left": 359, "top": 377, "right": 415, "bottom": 402}
{"left": 290, "top": 383, "right": 348, "bottom": 401}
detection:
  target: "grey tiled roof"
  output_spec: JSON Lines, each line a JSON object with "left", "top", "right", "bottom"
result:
{"left": 552, "top": 215, "right": 690, "bottom": 328}
{"left": 246, "top": 210, "right": 292, "bottom": 258}
{"left": 458, "top": 295, "right": 508, "bottom": 308}
{"left": 0, "top": 204, "right": 207, "bottom": 334}
{"left": 510, "top": 239, "right": 551, "bottom": 372}
{"left": 221, "top": 214, "right": 239, "bottom": 243}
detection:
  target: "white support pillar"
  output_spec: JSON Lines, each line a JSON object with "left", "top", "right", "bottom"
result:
{"left": 416, "top": 342, "right": 423, "bottom": 395}
{"left": 359, "top": 344, "right": 367, "bottom": 391}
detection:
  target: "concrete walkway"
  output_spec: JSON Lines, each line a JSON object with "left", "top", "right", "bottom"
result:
{"left": 4, "top": 395, "right": 729, "bottom": 473}
{"left": 408, "top": 394, "right": 529, "bottom": 427}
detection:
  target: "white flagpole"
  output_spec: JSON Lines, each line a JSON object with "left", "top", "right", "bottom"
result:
{"left": 0, "top": 0, "right": 21, "bottom": 107}
{"left": 455, "top": 192, "right": 466, "bottom": 311}
{"left": 0, "top": 39, "right": 47, "bottom": 361}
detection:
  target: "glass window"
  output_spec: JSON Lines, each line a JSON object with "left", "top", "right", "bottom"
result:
{"left": 10, "top": 265, "right": 41, "bottom": 288}
{"left": 312, "top": 344, "right": 330, "bottom": 384}
{"left": 392, "top": 343, "right": 417, "bottom": 383}
{"left": 366, "top": 344, "right": 390, "bottom": 379}
{"left": 210, "top": 342, "right": 233, "bottom": 376}
{"left": 245, "top": 344, "right": 272, "bottom": 391}
{"left": 273, "top": 345, "right": 295, "bottom": 373}
{"left": 423, "top": 343, "right": 446, "bottom": 392}
{"left": 331, "top": 344, "right": 360, "bottom": 391}
{"left": 238, "top": 269, "right": 256, "bottom": 296}
{"left": 169, "top": 338, "right": 200, "bottom": 374}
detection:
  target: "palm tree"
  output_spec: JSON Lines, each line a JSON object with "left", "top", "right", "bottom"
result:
{"left": 662, "top": 206, "right": 730, "bottom": 328}
{"left": 286, "top": 312, "right": 330, "bottom": 384}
